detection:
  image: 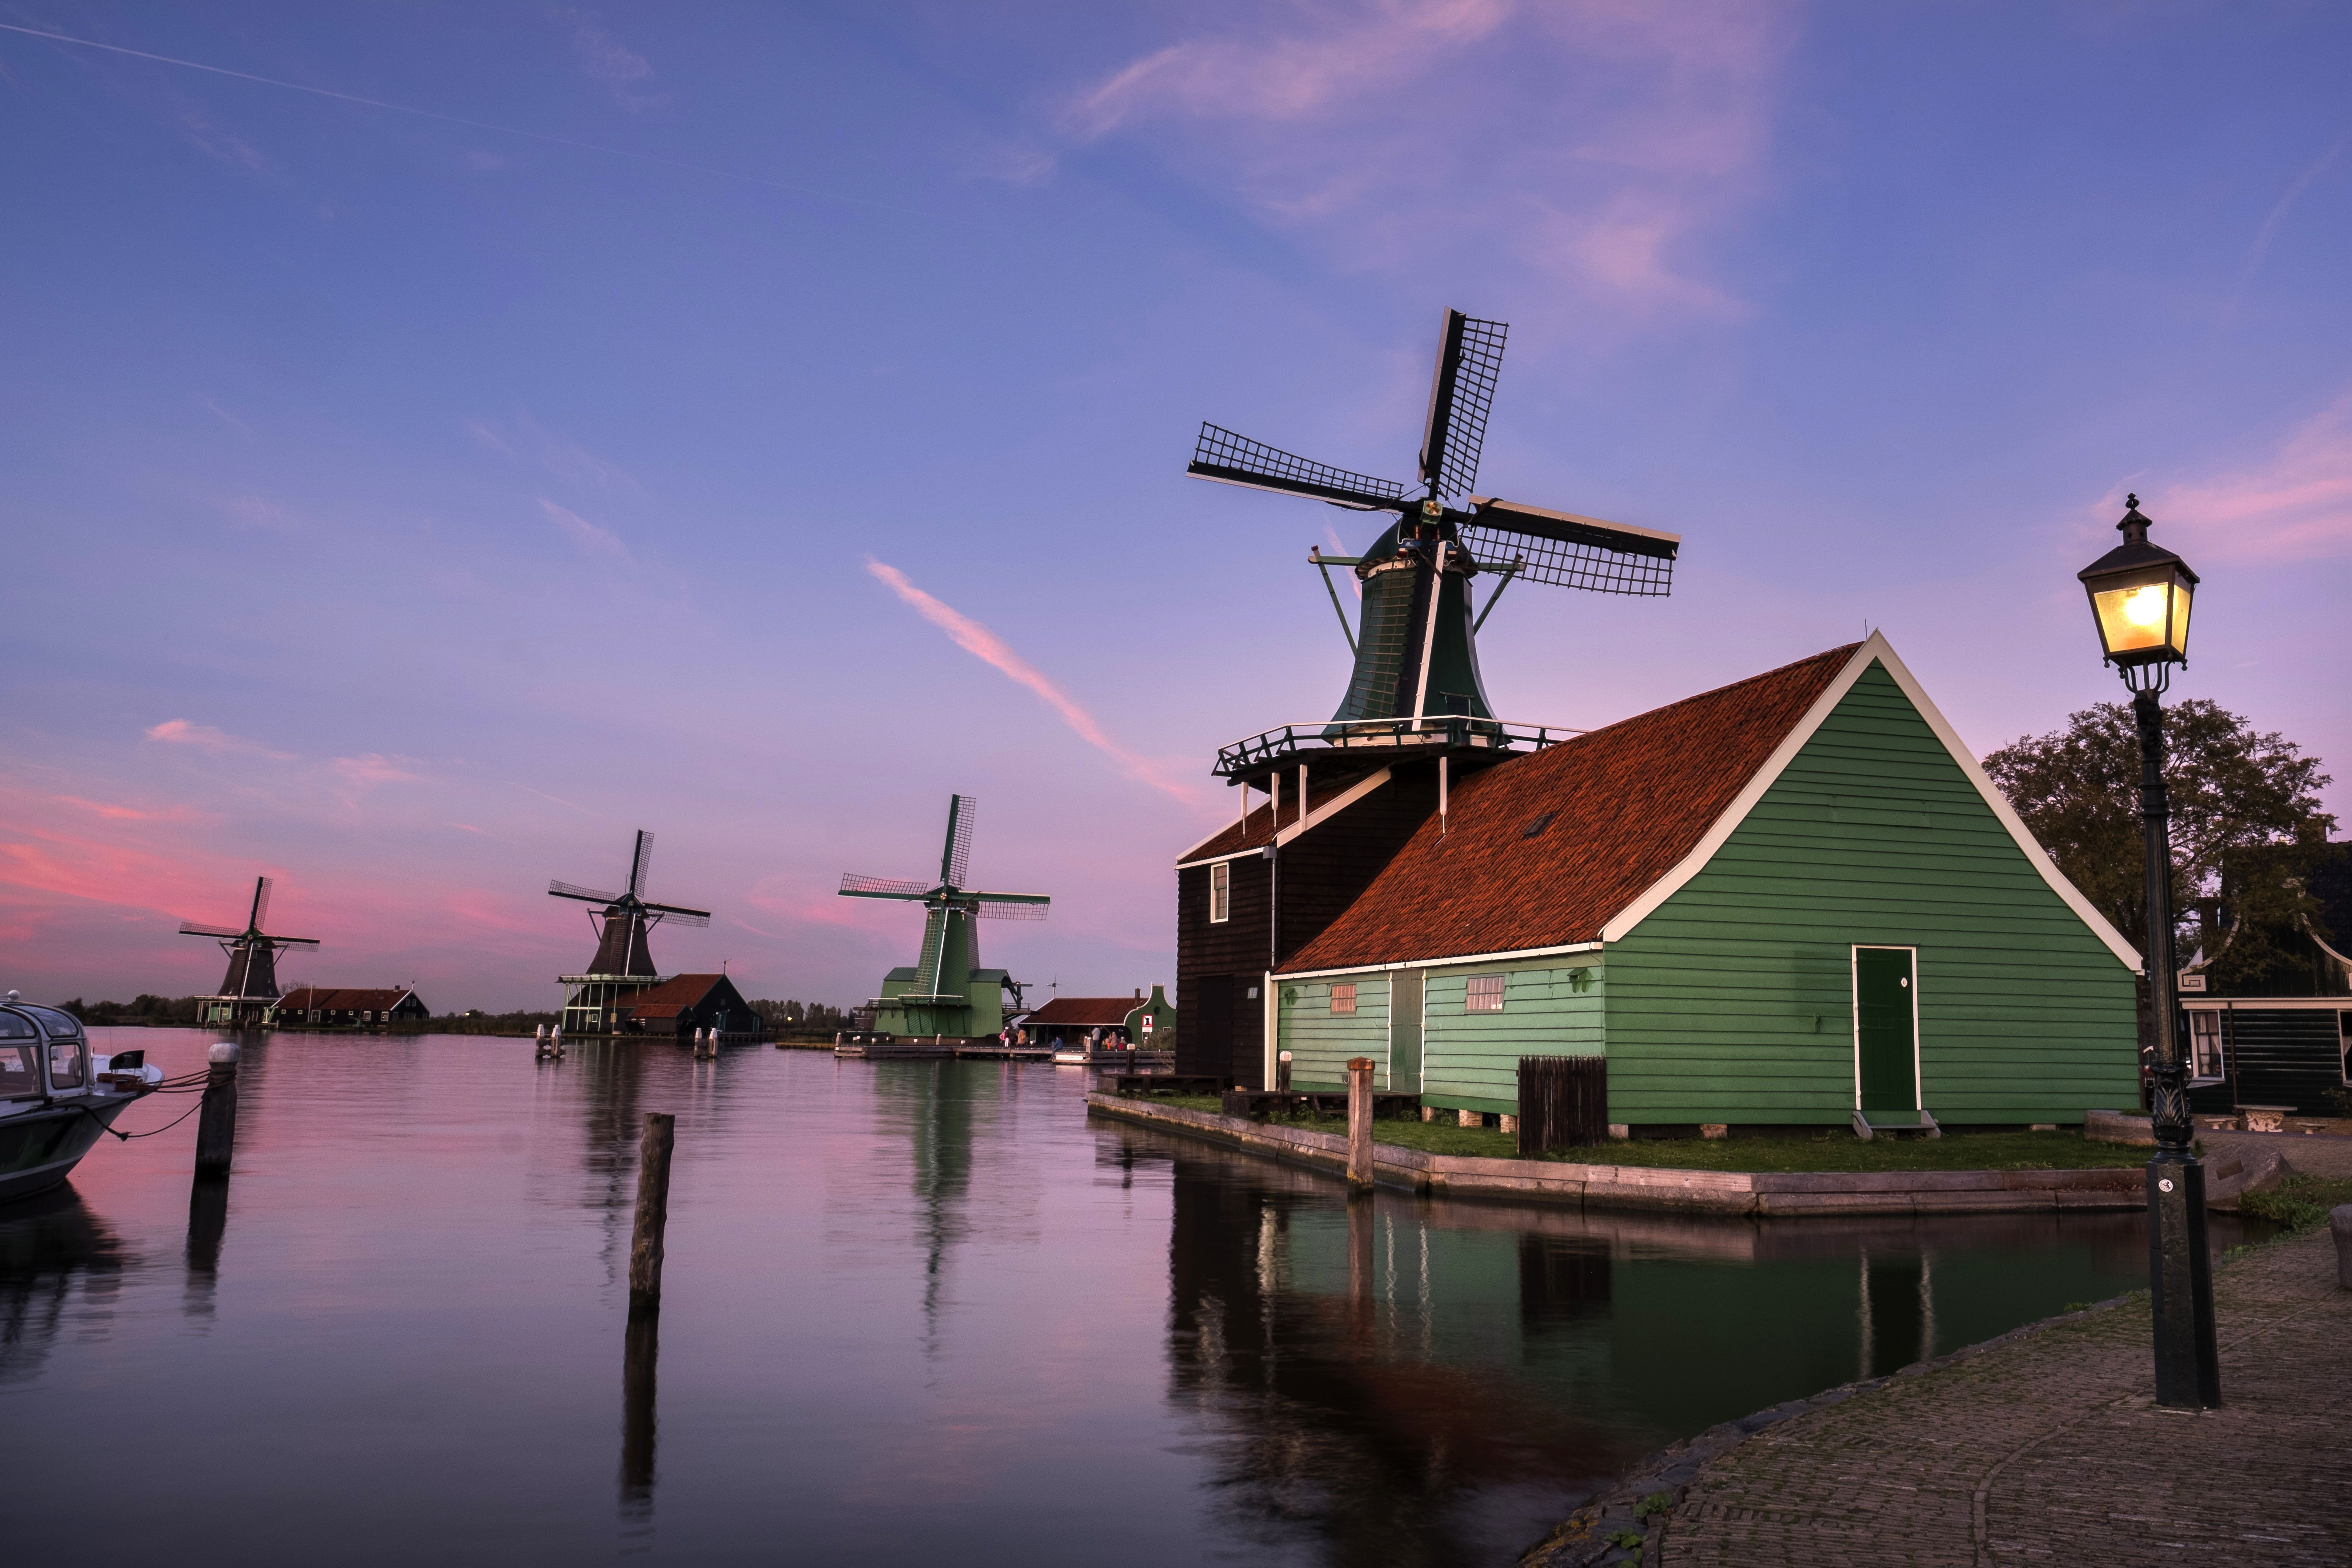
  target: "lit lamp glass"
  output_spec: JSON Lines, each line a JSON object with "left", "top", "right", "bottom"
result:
{"left": 2079, "top": 495, "right": 2198, "bottom": 668}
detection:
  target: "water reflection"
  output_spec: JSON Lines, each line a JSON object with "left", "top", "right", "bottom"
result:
{"left": 184, "top": 1176, "right": 229, "bottom": 1320}
{"left": 1146, "top": 1130, "right": 2203, "bottom": 1567}
{"left": 619, "top": 1303, "right": 659, "bottom": 1516}
{"left": 0, "top": 1191, "right": 131, "bottom": 1387}
{"left": 871, "top": 1061, "right": 984, "bottom": 1356}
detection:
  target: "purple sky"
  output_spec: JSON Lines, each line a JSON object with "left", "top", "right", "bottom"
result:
{"left": 4, "top": 4, "right": 2347, "bottom": 1012}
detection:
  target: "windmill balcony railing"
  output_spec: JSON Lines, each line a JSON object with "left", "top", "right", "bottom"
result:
{"left": 1213, "top": 715, "right": 1585, "bottom": 779}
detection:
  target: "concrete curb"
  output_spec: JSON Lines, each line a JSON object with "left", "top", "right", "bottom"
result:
{"left": 1084, "top": 1094, "right": 2285, "bottom": 1217}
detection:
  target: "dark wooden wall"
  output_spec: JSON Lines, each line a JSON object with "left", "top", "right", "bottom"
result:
{"left": 2221, "top": 1007, "right": 2348, "bottom": 1113}
{"left": 1174, "top": 761, "right": 1447, "bottom": 1087}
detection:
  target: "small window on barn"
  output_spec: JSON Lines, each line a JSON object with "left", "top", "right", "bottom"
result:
{"left": 1466, "top": 975, "right": 1505, "bottom": 1013}
{"left": 1330, "top": 982, "right": 1356, "bottom": 1016}
{"left": 1209, "top": 861, "right": 1230, "bottom": 924}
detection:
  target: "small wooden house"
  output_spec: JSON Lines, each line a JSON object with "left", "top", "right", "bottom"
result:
{"left": 2184, "top": 841, "right": 2352, "bottom": 1117}
{"left": 1174, "top": 635, "right": 2142, "bottom": 1133}
{"left": 270, "top": 987, "right": 429, "bottom": 1028}
{"left": 613, "top": 973, "right": 761, "bottom": 1041}
{"left": 1022, "top": 987, "right": 1173, "bottom": 1051}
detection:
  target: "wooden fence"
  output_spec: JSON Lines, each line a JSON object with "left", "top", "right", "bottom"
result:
{"left": 1516, "top": 1056, "right": 1608, "bottom": 1155}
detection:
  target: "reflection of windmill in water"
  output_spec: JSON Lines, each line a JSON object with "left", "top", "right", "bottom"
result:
{"left": 548, "top": 830, "right": 710, "bottom": 1037}
{"left": 178, "top": 876, "right": 320, "bottom": 1027}
{"left": 838, "top": 795, "right": 1047, "bottom": 1045}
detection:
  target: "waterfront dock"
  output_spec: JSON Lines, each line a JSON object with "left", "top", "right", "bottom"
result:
{"left": 1523, "top": 1221, "right": 2352, "bottom": 1566}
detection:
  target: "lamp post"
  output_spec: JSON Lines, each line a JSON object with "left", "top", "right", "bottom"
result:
{"left": 2076, "top": 493, "right": 2218, "bottom": 1410}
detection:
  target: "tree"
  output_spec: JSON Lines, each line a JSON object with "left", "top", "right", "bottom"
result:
{"left": 1983, "top": 699, "right": 2336, "bottom": 988}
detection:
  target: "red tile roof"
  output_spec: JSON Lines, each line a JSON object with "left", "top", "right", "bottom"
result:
{"left": 276, "top": 987, "right": 416, "bottom": 1011}
{"left": 1278, "top": 644, "right": 1860, "bottom": 973}
{"left": 1024, "top": 996, "right": 1142, "bottom": 1026}
{"left": 623, "top": 974, "right": 728, "bottom": 1009}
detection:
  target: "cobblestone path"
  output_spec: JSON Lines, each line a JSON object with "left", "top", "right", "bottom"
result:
{"left": 1650, "top": 1227, "right": 2348, "bottom": 1566}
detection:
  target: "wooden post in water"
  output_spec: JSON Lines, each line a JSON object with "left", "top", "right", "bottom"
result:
{"left": 628, "top": 1112, "right": 676, "bottom": 1306}
{"left": 193, "top": 1040, "right": 240, "bottom": 1177}
{"left": 1345, "top": 1056, "right": 1375, "bottom": 1189}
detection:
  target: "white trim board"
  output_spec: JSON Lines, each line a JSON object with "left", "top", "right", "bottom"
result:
{"left": 1598, "top": 632, "right": 2143, "bottom": 973}
{"left": 1276, "top": 767, "right": 1392, "bottom": 847}
{"left": 1276, "top": 940, "right": 1602, "bottom": 982}
{"left": 2182, "top": 998, "right": 2351, "bottom": 1012}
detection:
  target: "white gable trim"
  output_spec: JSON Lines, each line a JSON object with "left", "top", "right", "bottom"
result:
{"left": 1598, "top": 632, "right": 2143, "bottom": 972}
{"left": 1276, "top": 766, "right": 1392, "bottom": 847}
{"left": 1276, "top": 940, "right": 1602, "bottom": 982}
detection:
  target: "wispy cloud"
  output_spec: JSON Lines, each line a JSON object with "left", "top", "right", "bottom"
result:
{"left": 474, "top": 411, "right": 642, "bottom": 494}
{"left": 540, "top": 498, "right": 632, "bottom": 564}
{"left": 2116, "top": 390, "right": 2352, "bottom": 564}
{"left": 560, "top": 9, "right": 666, "bottom": 114}
{"left": 1061, "top": 0, "right": 1793, "bottom": 321}
{"left": 866, "top": 559, "right": 1196, "bottom": 803}
{"left": 219, "top": 494, "right": 300, "bottom": 534}
{"left": 145, "top": 719, "right": 293, "bottom": 760}
{"left": 50, "top": 794, "right": 203, "bottom": 824}
{"left": 2221, "top": 127, "right": 2351, "bottom": 328}
{"left": 176, "top": 107, "right": 267, "bottom": 170}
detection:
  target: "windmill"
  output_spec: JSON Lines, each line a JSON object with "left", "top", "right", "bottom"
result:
{"left": 1187, "top": 308, "right": 1682, "bottom": 791}
{"left": 178, "top": 876, "right": 320, "bottom": 1027}
{"left": 548, "top": 829, "right": 710, "bottom": 1036}
{"left": 838, "top": 795, "right": 1047, "bottom": 1043}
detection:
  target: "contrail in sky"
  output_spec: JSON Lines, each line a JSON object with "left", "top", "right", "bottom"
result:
{"left": 0, "top": 21, "right": 907, "bottom": 214}
{"left": 866, "top": 559, "right": 1195, "bottom": 804}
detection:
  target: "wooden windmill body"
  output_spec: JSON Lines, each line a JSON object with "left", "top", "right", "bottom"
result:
{"left": 178, "top": 876, "right": 321, "bottom": 1027}
{"left": 549, "top": 830, "right": 711, "bottom": 1036}
{"left": 838, "top": 795, "right": 1048, "bottom": 1044}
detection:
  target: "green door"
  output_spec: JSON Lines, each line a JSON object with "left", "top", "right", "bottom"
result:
{"left": 1855, "top": 947, "right": 1918, "bottom": 1114}
{"left": 1388, "top": 970, "right": 1423, "bottom": 1093}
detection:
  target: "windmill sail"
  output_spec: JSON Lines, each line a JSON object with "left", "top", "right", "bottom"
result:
{"left": 1419, "top": 310, "right": 1507, "bottom": 498}
{"left": 841, "top": 874, "right": 934, "bottom": 898}
{"left": 942, "top": 796, "right": 975, "bottom": 891}
{"left": 1188, "top": 425, "right": 1409, "bottom": 512}
{"left": 1459, "top": 499, "right": 1679, "bottom": 595}
{"left": 629, "top": 831, "right": 655, "bottom": 898}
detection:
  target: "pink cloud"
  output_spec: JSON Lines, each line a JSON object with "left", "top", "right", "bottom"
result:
{"left": 145, "top": 719, "right": 292, "bottom": 759}
{"left": 1060, "top": 0, "right": 1794, "bottom": 318}
{"left": 865, "top": 559, "right": 1198, "bottom": 804}
{"left": 2118, "top": 390, "right": 2352, "bottom": 564}
{"left": 540, "top": 498, "right": 631, "bottom": 564}
{"left": 49, "top": 794, "right": 205, "bottom": 824}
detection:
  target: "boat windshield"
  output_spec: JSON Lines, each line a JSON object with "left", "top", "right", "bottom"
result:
{"left": 0, "top": 1040, "right": 39, "bottom": 1100}
{"left": 20, "top": 1006, "right": 82, "bottom": 1036}
{"left": 45, "top": 1037, "right": 87, "bottom": 1092}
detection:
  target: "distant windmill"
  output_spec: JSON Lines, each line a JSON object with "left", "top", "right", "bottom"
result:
{"left": 548, "top": 829, "right": 710, "bottom": 1036}
{"left": 1187, "top": 308, "right": 1682, "bottom": 747}
{"left": 838, "top": 795, "right": 1047, "bottom": 1042}
{"left": 178, "top": 875, "right": 320, "bottom": 1027}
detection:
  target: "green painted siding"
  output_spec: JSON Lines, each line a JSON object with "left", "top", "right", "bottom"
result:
{"left": 1422, "top": 964, "right": 1605, "bottom": 1114}
{"left": 1279, "top": 976, "right": 1390, "bottom": 1089}
{"left": 1605, "top": 660, "right": 2137, "bottom": 1126}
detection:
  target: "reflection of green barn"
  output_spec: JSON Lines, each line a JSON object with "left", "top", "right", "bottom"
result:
{"left": 1180, "top": 635, "right": 2143, "bottom": 1133}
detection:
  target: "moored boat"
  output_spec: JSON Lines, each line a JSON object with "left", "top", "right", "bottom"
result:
{"left": 1, "top": 998, "right": 163, "bottom": 1204}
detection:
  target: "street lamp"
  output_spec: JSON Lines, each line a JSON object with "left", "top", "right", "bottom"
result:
{"left": 2077, "top": 493, "right": 2218, "bottom": 1410}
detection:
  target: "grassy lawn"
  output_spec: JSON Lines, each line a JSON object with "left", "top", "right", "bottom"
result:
{"left": 1107, "top": 1092, "right": 2156, "bottom": 1172}
{"left": 2238, "top": 1173, "right": 2352, "bottom": 1231}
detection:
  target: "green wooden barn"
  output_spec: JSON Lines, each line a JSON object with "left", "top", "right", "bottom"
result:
{"left": 1176, "top": 635, "right": 2142, "bottom": 1134}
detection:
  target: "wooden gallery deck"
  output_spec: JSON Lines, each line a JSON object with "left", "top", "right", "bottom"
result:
{"left": 1085, "top": 1094, "right": 2284, "bottom": 1218}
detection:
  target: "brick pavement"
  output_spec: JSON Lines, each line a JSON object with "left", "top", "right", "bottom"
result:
{"left": 1524, "top": 1226, "right": 2350, "bottom": 1566}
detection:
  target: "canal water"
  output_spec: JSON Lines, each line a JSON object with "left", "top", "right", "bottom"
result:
{"left": 4, "top": 1031, "right": 2236, "bottom": 1566}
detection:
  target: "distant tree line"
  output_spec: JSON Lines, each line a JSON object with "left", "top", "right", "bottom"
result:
{"left": 425, "top": 1009, "right": 560, "bottom": 1036}
{"left": 56, "top": 995, "right": 203, "bottom": 1025}
{"left": 750, "top": 998, "right": 852, "bottom": 1034}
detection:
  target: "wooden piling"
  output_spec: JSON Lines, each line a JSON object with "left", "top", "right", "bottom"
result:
{"left": 619, "top": 1300, "right": 659, "bottom": 1507}
{"left": 193, "top": 1041, "right": 240, "bottom": 1177}
{"left": 1345, "top": 1056, "right": 1374, "bottom": 1189}
{"left": 628, "top": 1112, "right": 676, "bottom": 1305}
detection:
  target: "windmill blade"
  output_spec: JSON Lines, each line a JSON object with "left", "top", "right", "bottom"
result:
{"left": 839, "top": 873, "right": 933, "bottom": 899}
{"left": 973, "top": 895, "right": 1049, "bottom": 922}
{"left": 1419, "top": 311, "right": 1508, "bottom": 499}
{"left": 250, "top": 875, "right": 274, "bottom": 931}
{"left": 1188, "top": 424, "right": 1409, "bottom": 512}
{"left": 550, "top": 880, "right": 624, "bottom": 904}
{"left": 179, "top": 921, "right": 244, "bottom": 938}
{"left": 628, "top": 830, "right": 655, "bottom": 898}
{"left": 644, "top": 905, "right": 710, "bottom": 928}
{"left": 943, "top": 795, "right": 975, "bottom": 891}
{"left": 1460, "top": 498, "right": 1680, "bottom": 596}
{"left": 265, "top": 935, "right": 323, "bottom": 949}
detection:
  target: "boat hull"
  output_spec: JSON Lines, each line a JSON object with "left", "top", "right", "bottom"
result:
{"left": 0, "top": 1095, "right": 138, "bottom": 1205}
